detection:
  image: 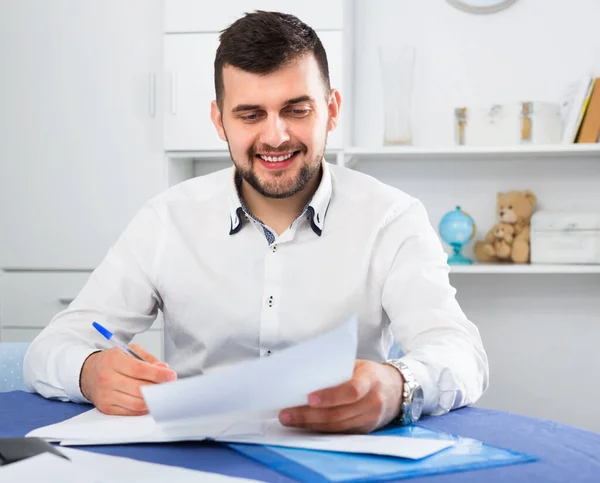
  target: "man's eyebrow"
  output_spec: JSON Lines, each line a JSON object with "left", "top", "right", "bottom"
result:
{"left": 284, "top": 95, "right": 315, "bottom": 105}
{"left": 231, "top": 104, "right": 261, "bottom": 113}
{"left": 231, "top": 96, "right": 315, "bottom": 113}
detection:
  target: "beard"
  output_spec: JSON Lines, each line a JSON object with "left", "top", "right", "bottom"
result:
{"left": 225, "top": 130, "right": 328, "bottom": 199}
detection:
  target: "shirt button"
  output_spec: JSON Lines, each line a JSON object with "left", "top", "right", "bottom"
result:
{"left": 272, "top": 244, "right": 277, "bottom": 252}
{"left": 266, "top": 350, "right": 272, "bottom": 356}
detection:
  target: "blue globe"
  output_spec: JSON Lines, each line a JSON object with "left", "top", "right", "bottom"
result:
{"left": 439, "top": 206, "right": 476, "bottom": 265}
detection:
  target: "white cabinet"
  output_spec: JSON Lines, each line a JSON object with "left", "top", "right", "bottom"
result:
{"left": 0, "top": 272, "right": 91, "bottom": 329}
{"left": 164, "top": 0, "right": 344, "bottom": 33}
{"left": 0, "top": 0, "right": 165, "bottom": 270}
{"left": 0, "top": 271, "right": 164, "bottom": 359}
{"left": 164, "top": 33, "right": 224, "bottom": 151}
{"left": 163, "top": 31, "right": 344, "bottom": 151}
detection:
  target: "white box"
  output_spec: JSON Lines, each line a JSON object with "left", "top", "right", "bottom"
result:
{"left": 530, "top": 211, "right": 600, "bottom": 264}
{"left": 455, "top": 102, "right": 562, "bottom": 146}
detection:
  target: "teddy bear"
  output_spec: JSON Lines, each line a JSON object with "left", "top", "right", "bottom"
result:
{"left": 474, "top": 190, "right": 537, "bottom": 264}
{"left": 490, "top": 223, "right": 514, "bottom": 260}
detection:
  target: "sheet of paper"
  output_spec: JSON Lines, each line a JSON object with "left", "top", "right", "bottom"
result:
{"left": 0, "top": 448, "right": 266, "bottom": 482}
{"left": 142, "top": 316, "right": 358, "bottom": 430}
{"left": 59, "top": 447, "right": 266, "bottom": 482}
{"left": 215, "top": 419, "right": 456, "bottom": 460}
{"left": 0, "top": 453, "right": 96, "bottom": 483}
{"left": 27, "top": 408, "right": 159, "bottom": 442}
{"left": 59, "top": 418, "right": 454, "bottom": 460}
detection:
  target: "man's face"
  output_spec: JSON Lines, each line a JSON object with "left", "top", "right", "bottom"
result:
{"left": 211, "top": 54, "right": 341, "bottom": 199}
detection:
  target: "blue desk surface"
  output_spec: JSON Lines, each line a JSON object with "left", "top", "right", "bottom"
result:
{"left": 1, "top": 391, "right": 599, "bottom": 482}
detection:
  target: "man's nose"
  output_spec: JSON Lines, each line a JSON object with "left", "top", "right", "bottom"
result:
{"left": 259, "top": 115, "right": 290, "bottom": 149}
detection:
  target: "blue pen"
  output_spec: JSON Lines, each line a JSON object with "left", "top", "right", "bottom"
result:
{"left": 92, "top": 321, "right": 146, "bottom": 362}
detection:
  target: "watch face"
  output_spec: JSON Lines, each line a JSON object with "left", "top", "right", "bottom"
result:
{"left": 411, "top": 387, "right": 425, "bottom": 421}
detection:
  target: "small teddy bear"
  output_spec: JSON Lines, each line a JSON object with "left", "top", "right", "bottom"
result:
{"left": 474, "top": 190, "right": 537, "bottom": 263}
{"left": 489, "top": 223, "right": 514, "bottom": 260}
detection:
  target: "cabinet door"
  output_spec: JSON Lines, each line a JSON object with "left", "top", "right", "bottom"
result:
{"left": 320, "top": 31, "right": 344, "bottom": 150}
{"left": 0, "top": 271, "right": 165, "bottom": 359}
{"left": 164, "top": 31, "right": 344, "bottom": 151}
{"left": 164, "top": 0, "right": 343, "bottom": 33}
{"left": 0, "top": 272, "right": 91, "bottom": 329}
{"left": 0, "top": 0, "right": 165, "bottom": 269}
{"left": 1, "top": 328, "right": 164, "bottom": 361}
{"left": 164, "top": 33, "right": 225, "bottom": 151}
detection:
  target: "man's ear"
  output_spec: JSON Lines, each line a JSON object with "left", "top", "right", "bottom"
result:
{"left": 211, "top": 100, "right": 228, "bottom": 142}
{"left": 327, "top": 88, "right": 342, "bottom": 132}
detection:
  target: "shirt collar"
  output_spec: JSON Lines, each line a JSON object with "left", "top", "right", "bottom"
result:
{"left": 228, "top": 161, "right": 332, "bottom": 237}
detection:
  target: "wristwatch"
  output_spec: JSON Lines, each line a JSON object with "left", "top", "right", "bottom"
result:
{"left": 383, "top": 359, "right": 425, "bottom": 426}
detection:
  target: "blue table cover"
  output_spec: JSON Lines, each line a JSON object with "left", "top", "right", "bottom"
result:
{"left": 1, "top": 391, "right": 600, "bottom": 482}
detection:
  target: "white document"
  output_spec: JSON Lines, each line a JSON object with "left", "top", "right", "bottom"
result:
{"left": 217, "top": 419, "right": 455, "bottom": 460}
{"left": 142, "top": 316, "right": 358, "bottom": 430}
{"left": 42, "top": 414, "right": 455, "bottom": 460}
{"left": 0, "top": 453, "right": 92, "bottom": 483}
{"left": 60, "top": 447, "right": 266, "bottom": 482}
{"left": 0, "top": 449, "right": 265, "bottom": 483}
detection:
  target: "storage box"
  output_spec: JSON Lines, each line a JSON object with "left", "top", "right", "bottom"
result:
{"left": 455, "top": 102, "right": 562, "bottom": 146}
{"left": 530, "top": 211, "right": 600, "bottom": 264}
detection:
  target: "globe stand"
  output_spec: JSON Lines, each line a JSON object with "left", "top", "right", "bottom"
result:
{"left": 448, "top": 243, "right": 473, "bottom": 265}
{"left": 439, "top": 206, "right": 476, "bottom": 266}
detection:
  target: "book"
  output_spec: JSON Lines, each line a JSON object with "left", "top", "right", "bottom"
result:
{"left": 560, "top": 76, "right": 594, "bottom": 143}
{"left": 576, "top": 78, "right": 600, "bottom": 143}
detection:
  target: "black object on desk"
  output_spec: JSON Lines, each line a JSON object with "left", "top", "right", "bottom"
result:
{"left": 0, "top": 437, "right": 69, "bottom": 466}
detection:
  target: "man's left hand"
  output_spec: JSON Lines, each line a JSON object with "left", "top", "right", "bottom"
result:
{"left": 278, "top": 360, "right": 404, "bottom": 434}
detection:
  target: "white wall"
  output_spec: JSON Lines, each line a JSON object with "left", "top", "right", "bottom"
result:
{"left": 353, "top": 0, "right": 600, "bottom": 147}
{"left": 352, "top": 0, "right": 600, "bottom": 432}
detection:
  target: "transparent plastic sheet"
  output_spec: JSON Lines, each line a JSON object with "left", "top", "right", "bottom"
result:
{"left": 227, "top": 424, "right": 538, "bottom": 482}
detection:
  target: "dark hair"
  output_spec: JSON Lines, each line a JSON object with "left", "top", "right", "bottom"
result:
{"left": 214, "top": 10, "right": 331, "bottom": 110}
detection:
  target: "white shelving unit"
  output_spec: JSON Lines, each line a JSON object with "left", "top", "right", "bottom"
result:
{"left": 168, "top": 143, "right": 600, "bottom": 165}
{"left": 450, "top": 263, "right": 600, "bottom": 274}
{"left": 166, "top": 144, "right": 600, "bottom": 277}
{"left": 343, "top": 143, "right": 600, "bottom": 166}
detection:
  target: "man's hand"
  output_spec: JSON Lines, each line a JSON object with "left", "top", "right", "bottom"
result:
{"left": 80, "top": 344, "right": 177, "bottom": 416}
{"left": 278, "top": 360, "right": 404, "bottom": 433}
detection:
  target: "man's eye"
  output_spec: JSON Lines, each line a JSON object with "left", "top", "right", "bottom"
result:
{"left": 241, "top": 114, "right": 258, "bottom": 122}
{"left": 288, "top": 108, "right": 310, "bottom": 116}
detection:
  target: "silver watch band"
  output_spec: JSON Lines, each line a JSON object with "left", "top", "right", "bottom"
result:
{"left": 383, "top": 359, "right": 424, "bottom": 426}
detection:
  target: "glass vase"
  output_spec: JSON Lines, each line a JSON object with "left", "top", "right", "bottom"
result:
{"left": 378, "top": 44, "right": 415, "bottom": 145}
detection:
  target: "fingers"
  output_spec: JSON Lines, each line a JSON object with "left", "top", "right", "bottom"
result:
{"left": 112, "top": 351, "right": 176, "bottom": 383}
{"left": 100, "top": 403, "right": 149, "bottom": 417}
{"left": 295, "top": 412, "right": 378, "bottom": 434}
{"left": 111, "top": 371, "right": 149, "bottom": 399}
{"left": 128, "top": 344, "right": 161, "bottom": 365}
{"left": 280, "top": 390, "right": 383, "bottom": 433}
{"left": 110, "top": 389, "right": 149, "bottom": 414}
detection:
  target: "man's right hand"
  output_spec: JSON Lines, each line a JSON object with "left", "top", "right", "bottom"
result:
{"left": 80, "top": 344, "right": 177, "bottom": 416}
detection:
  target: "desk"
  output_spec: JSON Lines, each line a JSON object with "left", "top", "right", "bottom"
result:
{"left": 1, "top": 391, "right": 599, "bottom": 482}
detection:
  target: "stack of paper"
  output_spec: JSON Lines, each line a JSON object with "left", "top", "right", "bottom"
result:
{"left": 27, "top": 318, "right": 455, "bottom": 460}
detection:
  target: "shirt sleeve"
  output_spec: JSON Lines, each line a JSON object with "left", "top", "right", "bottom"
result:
{"left": 23, "top": 203, "right": 164, "bottom": 403}
{"left": 379, "top": 199, "right": 489, "bottom": 415}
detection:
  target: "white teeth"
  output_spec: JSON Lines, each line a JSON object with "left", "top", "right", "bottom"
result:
{"left": 260, "top": 152, "right": 295, "bottom": 162}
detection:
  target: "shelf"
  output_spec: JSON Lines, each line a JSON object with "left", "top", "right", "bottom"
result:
{"left": 343, "top": 143, "right": 600, "bottom": 165}
{"left": 449, "top": 263, "right": 600, "bottom": 274}
{"left": 166, "top": 149, "right": 343, "bottom": 161}
{"left": 166, "top": 145, "right": 600, "bottom": 165}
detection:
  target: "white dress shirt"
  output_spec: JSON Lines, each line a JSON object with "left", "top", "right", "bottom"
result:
{"left": 24, "top": 162, "right": 489, "bottom": 415}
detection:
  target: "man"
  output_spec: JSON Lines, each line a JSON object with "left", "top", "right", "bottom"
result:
{"left": 24, "top": 11, "right": 488, "bottom": 434}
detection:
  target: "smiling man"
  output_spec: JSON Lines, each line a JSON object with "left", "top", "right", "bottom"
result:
{"left": 24, "top": 11, "right": 488, "bottom": 434}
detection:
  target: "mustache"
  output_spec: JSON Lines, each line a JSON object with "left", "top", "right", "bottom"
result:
{"left": 248, "top": 143, "right": 308, "bottom": 157}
